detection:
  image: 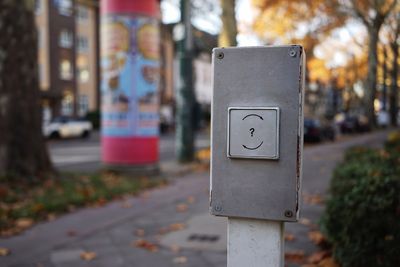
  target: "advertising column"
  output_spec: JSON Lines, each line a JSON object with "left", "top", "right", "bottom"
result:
{"left": 101, "top": 0, "right": 160, "bottom": 167}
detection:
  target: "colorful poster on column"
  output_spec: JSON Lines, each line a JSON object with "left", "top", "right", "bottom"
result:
{"left": 101, "top": 15, "right": 160, "bottom": 137}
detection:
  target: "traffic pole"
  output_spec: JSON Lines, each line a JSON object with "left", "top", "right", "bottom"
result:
{"left": 175, "top": 0, "right": 195, "bottom": 162}
{"left": 228, "top": 218, "right": 284, "bottom": 267}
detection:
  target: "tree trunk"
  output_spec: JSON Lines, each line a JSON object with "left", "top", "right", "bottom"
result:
{"left": 219, "top": 0, "right": 238, "bottom": 47}
{"left": 382, "top": 46, "right": 388, "bottom": 111}
{"left": 366, "top": 27, "right": 379, "bottom": 126}
{"left": 0, "top": 0, "right": 53, "bottom": 180}
{"left": 389, "top": 41, "right": 399, "bottom": 126}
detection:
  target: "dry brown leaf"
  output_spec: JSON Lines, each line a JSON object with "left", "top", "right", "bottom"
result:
{"left": 318, "top": 257, "right": 340, "bottom": 267}
{"left": 187, "top": 196, "right": 195, "bottom": 204}
{"left": 0, "top": 247, "right": 11, "bottom": 256}
{"left": 121, "top": 201, "right": 133, "bottom": 208}
{"left": 285, "top": 250, "right": 305, "bottom": 263}
{"left": 80, "top": 251, "right": 97, "bottom": 261}
{"left": 66, "top": 230, "right": 78, "bottom": 237}
{"left": 141, "top": 192, "right": 150, "bottom": 199}
{"left": 133, "top": 239, "right": 159, "bottom": 252}
{"left": 1, "top": 227, "right": 19, "bottom": 237}
{"left": 299, "top": 218, "right": 312, "bottom": 226}
{"left": 173, "top": 256, "right": 188, "bottom": 264}
{"left": 47, "top": 213, "right": 56, "bottom": 221}
{"left": 303, "top": 194, "right": 324, "bottom": 205}
{"left": 15, "top": 218, "right": 34, "bottom": 229}
{"left": 169, "top": 245, "right": 181, "bottom": 253}
{"left": 176, "top": 203, "right": 188, "bottom": 212}
{"left": 308, "top": 231, "right": 326, "bottom": 246}
{"left": 135, "top": 229, "right": 145, "bottom": 237}
{"left": 285, "top": 233, "right": 296, "bottom": 241}
{"left": 169, "top": 223, "right": 186, "bottom": 231}
{"left": 307, "top": 251, "right": 330, "bottom": 264}
{"left": 301, "top": 265, "right": 318, "bottom": 267}
{"left": 158, "top": 227, "right": 170, "bottom": 235}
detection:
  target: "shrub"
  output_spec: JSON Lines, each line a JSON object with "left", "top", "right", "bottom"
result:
{"left": 320, "top": 141, "right": 400, "bottom": 267}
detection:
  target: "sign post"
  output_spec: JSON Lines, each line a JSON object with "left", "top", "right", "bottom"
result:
{"left": 100, "top": 0, "right": 161, "bottom": 171}
{"left": 210, "top": 46, "right": 305, "bottom": 266}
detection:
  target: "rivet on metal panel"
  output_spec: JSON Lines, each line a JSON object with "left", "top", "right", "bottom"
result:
{"left": 284, "top": 210, "right": 293, "bottom": 218}
{"left": 289, "top": 49, "right": 297, "bottom": 57}
{"left": 214, "top": 205, "right": 222, "bottom": 212}
{"left": 217, "top": 52, "right": 224, "bottom": 59}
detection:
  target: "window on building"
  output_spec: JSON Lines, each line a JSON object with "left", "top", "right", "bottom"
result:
{"left": 35, "top": 0, "right": 42, "bottom": 14}
{"left": 76, "top": 55, "right": 90, "bottom": 83}
{"left": 77, "top": 36, "right": 89, "bottom": 52}
{"left": 57, "top": 0, "right": 73, "bottom": 16}
{"left": 61, "top": 92, "right": 74, "bottom": 116}
{"left": 59, "top": 30, "right": 73, "bottom": 48}
{"left": 76, "top": 5, "right": 89, "bottom": 22}
{"left": 78, "top": 95, "right": 89, "bottom": 116}
{"left": 60, "top": 59, "right": 73, "bottom": 80}
{"left": 78, "top": 68, "right": 90, "bottom": 83}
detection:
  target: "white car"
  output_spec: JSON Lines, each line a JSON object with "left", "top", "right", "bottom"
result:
{"left": 43, "top": 116, "right": 93, "bottom": 139}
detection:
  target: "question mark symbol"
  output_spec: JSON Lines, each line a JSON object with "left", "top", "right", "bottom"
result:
{"left": 249, "top": 128, "right": 255, "bottom": 137}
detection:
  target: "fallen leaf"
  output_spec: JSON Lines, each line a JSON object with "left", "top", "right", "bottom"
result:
{"left": 301, "top": 265, "right": 318, "bottom": 267}
{"left": 133, "top": 239, "right": 159, "bottom": 252}
{"left": 299, "top": 218, "right": 312, "bottom": 226}
{"left": 15, "top": 218, "right": 34, "bottom": 230}
{"left": 308, "top": 231, "right": 326, "bottom": 246}
{"left": 66, "top": 230, "right": 78, "bottom": 237}
{"left": 307, "top": 251, "right": 329, "bottom": 264}
{"left": 285, "top": 233, "right": 296, "bottom": 241}
{"left": 47, "top": 213, "right": 56, "bottom": 221}
{"left": 121, "top": 201, "right": 133, "bottom": 208}
{"left": 141, "top": 192, "right": 150, "bottom": 199}
{"left": 303, "top": 194, "right": 324, "bottom": 205}
{"left": 0, "top": 228, "right": 20, "bottom": 237}
{"left": 158, "top": 227, "right": 170, "bottom": 235}
{"left": 0, "top": 247, "right": 11, "bottom": 256}
{"left": 80, "top": 251, "right": 97, "bottom": 261}
{"left": 173, "top": 256, "right": 188, "bottom": 264}
{"left": 318, "top": 257, "right": 340, "bottom": 267}
{"left": 187, "top": 196, "right": 195, "bottom": 204}
{"left": 169, "top": 223, "right": 186, "bottom": 231}
{"left": 135, "top": 229, "right": 145, "bottom": 237}
{"left": 285, "top": 250, "right": 305, "bottom": 263}
{"left": 176, "top": 203, "right": 188, "bottom": 212}
{"left": 169, "top": 245, "right": 181, "bottom": 253}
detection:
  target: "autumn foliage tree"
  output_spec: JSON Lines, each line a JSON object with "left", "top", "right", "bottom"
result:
{"left": 337, "top": 0, "right": 398, "bottom": 125}
{"left": 0, "top": 0, "right": 53, "bottom": 180}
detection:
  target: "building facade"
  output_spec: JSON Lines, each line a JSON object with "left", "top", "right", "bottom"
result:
{"left": 35, "top": 0, "right": 99, "bottom": 120}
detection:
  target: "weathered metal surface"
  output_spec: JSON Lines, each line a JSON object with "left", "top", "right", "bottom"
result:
{"left": 210, "top": 46, "right": 305, "bottom": 222}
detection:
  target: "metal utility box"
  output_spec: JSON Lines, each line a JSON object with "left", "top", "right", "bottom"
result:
{"left": 210, "top": 46, "right": 305, "bottom": 222}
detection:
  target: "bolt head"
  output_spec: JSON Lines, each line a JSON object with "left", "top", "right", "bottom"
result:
{"left": 289, "top": 49, "right": 296, "bottom": 57}
{"left": 217, "top": 52, "right": 224, "bottom": 59}
{"left": 214, "top": 205, "right": 222, "bottom": 212}
{"left": 284, "top": 210, "right": 293, "bottom": 218}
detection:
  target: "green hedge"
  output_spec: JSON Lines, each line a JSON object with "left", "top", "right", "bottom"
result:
{"left": 320, "top": 133, "right": 400, "bottom": 267}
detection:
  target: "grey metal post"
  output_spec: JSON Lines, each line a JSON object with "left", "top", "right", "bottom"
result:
{"left": 210, "top": 46, "right": 305, "bottom": 267}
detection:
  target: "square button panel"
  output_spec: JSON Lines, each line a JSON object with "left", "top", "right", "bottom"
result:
{"left": 227, "top": 107, "right": 280, "bottom": 159}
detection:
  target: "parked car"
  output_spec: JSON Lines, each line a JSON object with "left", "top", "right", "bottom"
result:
{"left": 43, "top": 116, "right": 93, "bottom": 139}
{"left": 339, "top": 115, "right": 370, "bottom": 133}
{"left": 304, "top": 118, "right": 335, "bottom": 143}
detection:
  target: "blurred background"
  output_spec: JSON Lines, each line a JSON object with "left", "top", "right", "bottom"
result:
{"left": 0, "top": 0, "right": 399, "bottom": 267}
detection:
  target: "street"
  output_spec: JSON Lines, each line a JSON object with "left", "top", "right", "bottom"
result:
{"left": 0, "top": 129, "right": 392, "bottom": 267}
{"left": 49, "top": 131, "right": 210, "bottom": 172}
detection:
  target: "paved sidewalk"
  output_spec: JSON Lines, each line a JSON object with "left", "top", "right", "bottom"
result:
{"left": 0, "top": 130, "right": 392, "bottom": 267}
